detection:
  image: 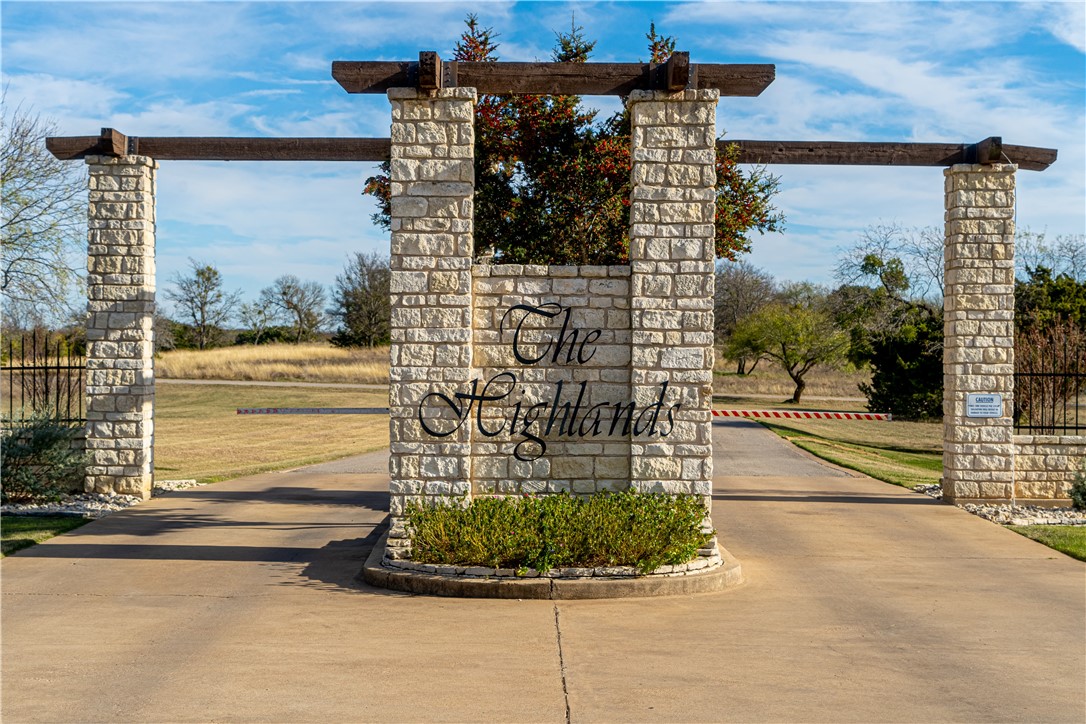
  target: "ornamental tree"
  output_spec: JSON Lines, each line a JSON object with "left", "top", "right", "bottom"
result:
{"left": 729, "top": 290, "right": 849, "bottom": 404}
{"left": 365, "top": 15, "right": 782, "bottom": 264}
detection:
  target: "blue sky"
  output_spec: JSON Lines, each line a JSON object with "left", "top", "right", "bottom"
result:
{"left": 3, "top": 1, "right": 1084, "bottom": 311}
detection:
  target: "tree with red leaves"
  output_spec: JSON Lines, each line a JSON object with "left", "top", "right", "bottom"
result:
{"left": 365, "top": 15, "right": 782, "bottom": 264}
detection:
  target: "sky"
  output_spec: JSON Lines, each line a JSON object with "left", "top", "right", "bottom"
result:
{"left": 2, "top": 0, "right": 1084, "bottom": 312}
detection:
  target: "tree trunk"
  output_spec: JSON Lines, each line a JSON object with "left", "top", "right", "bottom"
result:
{"left": 790, "top": 375, "right": 805, "bottom": 404}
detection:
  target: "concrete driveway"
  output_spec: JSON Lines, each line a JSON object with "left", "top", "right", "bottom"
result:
{"left": 2, "top": 420, "right": 1083, "bottom": 722}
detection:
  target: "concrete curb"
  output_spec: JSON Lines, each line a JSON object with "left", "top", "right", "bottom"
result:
{"left": 360, "top": 529, "right": 744, "bottom": 599}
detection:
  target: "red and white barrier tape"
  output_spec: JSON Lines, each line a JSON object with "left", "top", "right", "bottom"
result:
{"left": 712, "top": 409, "right": 891, "bottom": 421}
{"left": 236, "top": 407, "right": 889, "bottom": 421}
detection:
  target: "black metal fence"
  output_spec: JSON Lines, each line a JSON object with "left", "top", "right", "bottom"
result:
{"left": 1, "top": 333, "right": 86, "bottom": 425}
{"left": 1014, "top": 332, "right": 1085, "bottom": 434}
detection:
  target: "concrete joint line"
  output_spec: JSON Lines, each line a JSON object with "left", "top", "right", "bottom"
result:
{"left": 554, "top": 604, "right": 572, "bottom": 724}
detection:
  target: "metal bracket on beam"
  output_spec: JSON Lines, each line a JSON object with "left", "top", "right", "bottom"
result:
{"left": 967, "top": 136, "right": 1003, "bottom": 165}
{"left": 648, "top": 52, "right": 693, "bottom": 92}
{"left": 418, "top": 51, "right": 442, "bottom": 91}
{"left": 666, "top": 52, "right": 691, "bottom": 91}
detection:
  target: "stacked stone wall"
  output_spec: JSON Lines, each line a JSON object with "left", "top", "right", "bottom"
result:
{"left": 1013, "top": 435, "right": 1086, "bottom": 500}
{"left": 84, "top": 155, "right": 157, "bottom": 499}
{"left": 627, "top": 89, "right": 718, "bottom": 507}
{"left": 386, "top": 87, "right": 477, "bottom": 558}
{"left": 385, "top": 86, "right": 720, "bottom": 558}
{"left": 942, "top": 163, "right": 1017, "bottom": 503}
{"left": 471, "top": 264, "right": 632, "bottom": 495}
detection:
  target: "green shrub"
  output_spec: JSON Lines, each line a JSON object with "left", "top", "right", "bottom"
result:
{"left": 1, "top": 413, "right": 88, "bottom": 503}
{"left": 405, "top": 491, "right": 712, "bottom": 574}
{"left": 1070, "top": 460, "right": 1086, "bottom": 511}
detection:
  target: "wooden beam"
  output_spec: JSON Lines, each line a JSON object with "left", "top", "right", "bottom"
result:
{"left": 46, "top": 134, "right": 1056, "bottom": 170}
{"left": 47, "top": 137, "right": 392, "bottom": 162}
{"left": 418, "top": 51, "right": 441, "bottom": 91}
{"left": 100, "top": 128, "right": 127, "bottom": 156}
{"left": 722, "top": 139, "right": 1056, "bottom": 171}
{"left": 332, "top": 60, "right": 774, "bottom": 96}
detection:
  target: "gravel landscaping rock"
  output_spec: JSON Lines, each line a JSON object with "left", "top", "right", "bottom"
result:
{"left": 1, "top": 480, "right": 205, "bottom": 519}
{"left": 915, "top": 483, "right": 1086, "bottom": 526}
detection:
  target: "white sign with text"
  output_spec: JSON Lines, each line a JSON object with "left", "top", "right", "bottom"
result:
{"left": 966, "top": 393, "right": 1003, "bottom": 418}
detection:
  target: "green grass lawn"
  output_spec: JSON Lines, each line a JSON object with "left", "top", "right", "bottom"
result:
{"left": 1, "top": 515, "right": 89, "bottom": 557}
{"left": 1008, "top": 525, "right": 1086, "bottom": 562}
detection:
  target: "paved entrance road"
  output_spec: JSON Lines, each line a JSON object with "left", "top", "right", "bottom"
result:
{"left": 3, "top": 421, "right": 1083, "bottom": 722}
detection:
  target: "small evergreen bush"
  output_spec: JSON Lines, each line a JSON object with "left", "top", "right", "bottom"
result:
{"left": 1070, "top": 460, "right": 1086, "bottom": 511}
{"left": 1, "top": 412, "right": 88, "bottom": 503}
{"left": 405, "top": 491, "right": 712, "bottom": 574}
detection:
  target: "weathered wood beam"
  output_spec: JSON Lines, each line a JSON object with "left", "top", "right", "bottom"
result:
{"left": 331, "top": 60, "right": 774, "bottom": 96}
{"left": 100, "top": 127, "right": 128, "bottom": 156}
{"left": 46, "top": 136, "right": 392, "bottom": 162}
{"left": 722, "top": 139, "right": 1056, "bottom": 171}
{"left": 46, "top": 134, "right": 1056, "bottom": 170}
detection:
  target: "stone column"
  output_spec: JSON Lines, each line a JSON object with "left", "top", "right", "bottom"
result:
{"left": 627, "top": 89, "right": 718, "bottom": 514}
{"left": 386, "top": 87, "right": 476, "bottom": 559}
{"left": 942, "top": 163, "right": 1017, "bottom": 504}
{"left": 84, "top": 155, "right": 158, "bottom": 499}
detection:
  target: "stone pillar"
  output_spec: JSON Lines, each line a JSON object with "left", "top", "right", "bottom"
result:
{"left": 627, "top": 89, "right": 718, "bottom": 514}
{"left": 386, "top": 87, "right": 476, "bottom": 559}
{"left": 84, "top": 155, "right": 158, "bottom": 499}
{"left": 942, "top": 163, "right": 1017, "bottom": 504}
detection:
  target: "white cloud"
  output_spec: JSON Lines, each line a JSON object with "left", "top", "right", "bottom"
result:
{"left": 1042, "top": 1, "right": 1086, "bottom": 52}
{"left": 154, "top": 161, "right": 389, "bottom": 299}
{"left": 3, "top": 0, "right": 1080, "bottom": 293}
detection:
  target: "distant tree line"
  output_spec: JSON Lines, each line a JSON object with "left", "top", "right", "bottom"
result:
{"left": 158, "top": 253, "right": 390, "bottom": 351}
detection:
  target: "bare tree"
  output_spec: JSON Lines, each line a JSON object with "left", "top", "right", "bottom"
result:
{"left": 836, "top": 223, "right": 943, "bottom": 302}
{"left": 1016, "top": 229, "right": 1086, "bottom": 282}
{"left": 1, "top": 98, "right": 87, "bottom": 320}
{"left": 238, "top": 300, "right": 274, "bottom": 345}
{"left": 329, "top": 252, "right": 391, "bottom": 348}
{"left": 714, "top": 261, "right": 776, "bottom": 374}
{"left": 260, "top": 275, "right": 326, "bottom": 343}
{"left": 164, "top": 260, "right": 240, "bottom": 349}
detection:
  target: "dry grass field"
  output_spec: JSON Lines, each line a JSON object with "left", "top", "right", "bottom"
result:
{"left": 713, "top": 356, "right": 869, "bottom": 401}
{"left": 155, "top": 383, "right": 389, "bottom": 483}
{"left": 157, "top": 343, "right": 390, "bottom": 384}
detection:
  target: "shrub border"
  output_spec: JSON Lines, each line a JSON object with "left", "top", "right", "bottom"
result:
{"left": 360, "top": 525, "right": 744, "bottom": 599}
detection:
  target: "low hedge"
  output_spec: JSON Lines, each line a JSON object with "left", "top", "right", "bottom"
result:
{"left": 405, "top": 490, "right": 712, "bottom": 574}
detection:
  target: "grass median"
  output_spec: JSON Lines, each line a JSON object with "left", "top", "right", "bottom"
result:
{"left": 759, "top": 417, "right": 942, "bottom": 489}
